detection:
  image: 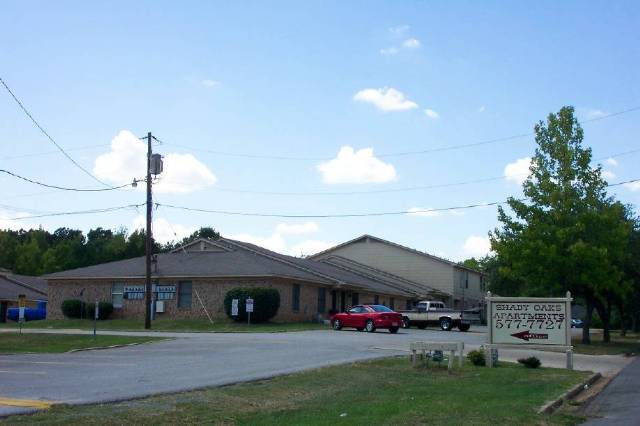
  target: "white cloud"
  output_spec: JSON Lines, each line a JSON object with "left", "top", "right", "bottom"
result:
{"left": 0, "top": 209, "right": 37, "bottom": 231}
{"left": 606, "top": 158, "right": 618, "bottom": 167}
{"left": 227, "top": 232, "right": 287, "bottom": 254}
{"left": 504, "top": 157, "right": 532, "bottom": 185}
{"left": 94, "top": 130, "right": 217, "bottom": 194}
{"left": 389, "top": 25, "right": 410, "bottom": 36}
{"left": 132, "top": 215, "right": 197, "bottom": 245}
{"left": 585, "top": 109, "right": 608, "bottom": 120}
{"left": 275, "top": 222, "right": 319, "bottom": 235}
{"left": 623, "top": 181, "right": 640, "bottom": 192}
{"left": 317, "top": 146, "right": 397, "bottom": 184}
{"left": 290, "top": 240, "right": 337, "bottom": 257}
{"left": 202, "top": 79, "right": 219, "bottom": 88}
{"left": 450, "top": 209, "right": 465, "bottom": 216}
{"left": 402, "top": 38, "right": 421, "bottom": 48}
{"left": 407, "top": 207, "right": 441, "bottom": 217}
{"left": 478, "top": 106, "right": 486, "bottom": 113}
{"left": 353, "top": 87, "right": 418, "bottom": 112}
{"left": 602, "top": 170, "right": 616, "bottom": 180}
{"left": 463, "top": 235, "right": 492, "bottom": 258}
{"left": 379, "top": 47, "right": 400, "bottom": 56}
{"left": 424, "top": 108, "right": 440, "bottom": 119}
{"left": 228, "top": 223, "right": 333, "bottom": 257}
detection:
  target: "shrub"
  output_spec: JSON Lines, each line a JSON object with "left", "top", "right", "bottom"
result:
{"left": 518, "top": 356, "right": 541, "bottom": 368}
{"left": 61, "top": 299, "right": 83, "bottom": 318}
{"left": 223, "top": 288, "right": 280, "bottom": 323}
{"left": 467, "top": 349, "right": 486, "bottom": 366}
{"left": 85, "top": 302, "right": 114, "bottom": 320}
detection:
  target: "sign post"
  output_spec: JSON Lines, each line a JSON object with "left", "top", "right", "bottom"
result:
{"left": 18, "top": 294, "right": 26, "bottom": 335}
{"left": 485, "top": 291, "right": 573, "bottom": 369}
{"left": 246, "top": 298, "right": 254, "bottom": 326}
{"left": 93, "top": 299, "right": 99, "bottom": 337}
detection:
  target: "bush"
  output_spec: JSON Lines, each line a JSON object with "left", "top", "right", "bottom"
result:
{"left": 467, "top": 349, "right": 486, "bottom": 366}
{"left": 84, "top": 302, "right": 114, "bottom": 320}
{"left": 223, "top": 288, "right": 280, "bottom": 323}
{"left": 518, "top": 356, "right": 541, "bottom": 368}
{"left": 61, "top": 299, "right": 83, "bottom": 318}
{"left": 467, "top": 350, "right": 487, "bottom": 366}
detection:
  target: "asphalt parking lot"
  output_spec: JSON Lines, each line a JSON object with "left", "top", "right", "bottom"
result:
{"left": 0, "top": 327, "right": 631, "bottom": 417}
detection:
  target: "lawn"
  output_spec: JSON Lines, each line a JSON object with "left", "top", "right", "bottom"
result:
{"left": 571, "top": 331, "right": 640, "bottom": 355}
{"left": 2, "top": 357, "right": 589, "bottom": 425}
{"left": 3, "top": 318, "right": 328, "bottom": 333}
{"left": 0, "top": 332, "right": 163, "bottom": 354}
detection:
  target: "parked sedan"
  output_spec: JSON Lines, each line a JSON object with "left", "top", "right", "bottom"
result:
{"left": 331, "top": 304, "right": 403, "bottom": 333}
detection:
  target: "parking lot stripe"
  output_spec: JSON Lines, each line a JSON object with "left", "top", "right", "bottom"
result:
{"left": 0, "top": 397, "right": 56, "bottom": 409}
{"left": 0, "top": 370, "right": 47, "bottom": 375}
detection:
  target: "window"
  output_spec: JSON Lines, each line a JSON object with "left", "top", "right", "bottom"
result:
{"left": 112, "top": 283, "right": 124, "bottom": 308}
{"left": 465, "top": 272, "right": 469, "bottom": 289}
{"left": 371, "top": 305, "right": 393, "bottom": 313}
{"left": 406, "top": 300, "right": 412, "bottom": 310}
{"left": 351, "top": 292, "right": 359, "bottom": 306}
{"left": 374, "top": 295, "right": 379, "bottom": 304}
{"left": 417, "top": 302, "right": 427, "bottom": 312}
{"left": 178, "top": 281, "right": 192, "bottom": 309}
{"left": 292, "top": 284, "right": 300, "bottom": 312}
{"left": 317, "top": 288, "right": 326, "bottom": 314}
{"left": 390, "top": 298, "right": 395, "bottom": 310}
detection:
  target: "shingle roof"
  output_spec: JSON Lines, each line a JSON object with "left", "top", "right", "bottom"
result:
{"left": 45, "top": 238, "right": 422, "bottom": 298}
{"left": 0, "top": 273, "right": 48, "bottom": 301}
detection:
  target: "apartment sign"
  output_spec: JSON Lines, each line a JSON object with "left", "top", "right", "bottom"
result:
{"left": 487, "top": 293, "right": 572, "bottom": 347}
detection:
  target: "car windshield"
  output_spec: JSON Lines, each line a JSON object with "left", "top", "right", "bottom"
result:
{"left": 370, "top": 305, "right": 393, "bottom": 312}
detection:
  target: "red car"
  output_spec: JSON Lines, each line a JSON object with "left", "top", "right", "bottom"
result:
{"left": 331, "top": 304, "right": 403, "bottom": 333}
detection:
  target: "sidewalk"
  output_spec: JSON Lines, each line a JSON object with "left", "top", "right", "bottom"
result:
{"left": 582, "top": 356, "right": 640, "bottom": 425}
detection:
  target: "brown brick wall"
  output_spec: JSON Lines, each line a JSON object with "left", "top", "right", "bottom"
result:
{"left": 47, "top": 278, "right": 411, "bottom": 322}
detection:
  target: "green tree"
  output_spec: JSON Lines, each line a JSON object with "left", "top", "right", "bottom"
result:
{"left": 490, "top": 106, "right": 631, "bottom": 344}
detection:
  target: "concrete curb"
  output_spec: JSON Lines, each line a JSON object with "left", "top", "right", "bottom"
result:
{"left": 538, "top": 372, "right": 602, "bottom": 415}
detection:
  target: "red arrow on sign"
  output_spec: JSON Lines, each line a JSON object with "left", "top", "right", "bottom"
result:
{"left": 511, "top": 330, "right": 549, "bottom": 341}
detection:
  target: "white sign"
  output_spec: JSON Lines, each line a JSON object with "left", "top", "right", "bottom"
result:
{"left": 487, "top": 293, "right": 571, "bottom": 347}
{"left": 94, "top": 303, "right": 100, "bottom": 320}
{"left": 231, "top": 299, "right": 239, "bottom": 316}
{"left": 246, "top": 298, "right": 254, "bottom": 313}
{"left": 18, "top": 306, "right": 25, "bottom": 322}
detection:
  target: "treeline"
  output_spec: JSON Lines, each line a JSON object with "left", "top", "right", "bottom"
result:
{"left": 466, "top": 107, "right": 640, "bottom": 343}
{"left": 0, "top": 226, "right": 220, "bottom": 276}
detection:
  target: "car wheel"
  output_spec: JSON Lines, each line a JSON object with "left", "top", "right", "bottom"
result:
{"left": 402, "top": 317, "right": 410, "bottom": 329}
{"left": 389, "top": 327, "right": 399, "bottom": 334}
{"left": 365, "top": 319, "right": 376, "bottom": 333}
{"left": 332, "top": 319, "right": 342, "bottom": 330}
{"left": 458, "top": 323, "right": 470, "bottom": 332}
{"left": 356, "top": 327, "right": 364, "bottom": 332}
{"left": 440, "top": 318, "right": 452, "bottom": 331}
{"left": 417, "top": 324, "right": 427, "bottom": 330}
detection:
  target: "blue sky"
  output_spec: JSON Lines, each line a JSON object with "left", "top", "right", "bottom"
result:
{"left": 1, "top": 1, "right": 639, "bottom": 260}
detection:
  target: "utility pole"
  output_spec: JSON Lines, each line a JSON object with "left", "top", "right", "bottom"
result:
{"left": 144, "top": 132, "right": 153, "bottom": 329}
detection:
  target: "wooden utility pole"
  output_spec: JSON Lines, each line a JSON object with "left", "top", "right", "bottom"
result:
{"left": 144, "top": 132, "right": 153, "bottom": 329}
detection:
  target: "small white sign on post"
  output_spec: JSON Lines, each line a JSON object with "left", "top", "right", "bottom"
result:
{"left": 486, "top": 291, "right": 573, "bottom": 369}
{"left": 246, "top": 298, "right": 254, "bottom": 313}
{"left": 231, "top": 299, "right": 239, "bottom": 316}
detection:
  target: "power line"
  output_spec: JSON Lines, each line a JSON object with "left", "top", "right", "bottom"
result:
{"left": 157, "top": 105, "right": 640, "bottom": 161}
{"left": 5, "top": 204, "right": 144, "bottom": 221}
{"left": 0, "top": 76, "right": 111, "bottom": 186}
{"left": 155, "top": 178, "right": 640, "bottom": 219}
{"left": 0, "top": 169, "right": 136, "bottom": 192}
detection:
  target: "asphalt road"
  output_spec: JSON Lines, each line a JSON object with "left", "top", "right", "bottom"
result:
{"left": 0, "top": 327, "right": 632, "bottom": 417}
{"left": 582, "top": 357, "right": 640, "bottom": 425}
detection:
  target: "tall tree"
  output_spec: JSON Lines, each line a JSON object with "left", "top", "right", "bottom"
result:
{"left": 490, "top": 106, "right": 631, "bottom": 344}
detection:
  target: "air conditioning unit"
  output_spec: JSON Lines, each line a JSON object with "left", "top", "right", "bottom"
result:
{"left": 155, "top": 301, "right": 165, "bottom": 313}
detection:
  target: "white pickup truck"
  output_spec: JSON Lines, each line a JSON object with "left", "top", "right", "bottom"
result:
{"left": 399, "top": 301, "right": 471, "bottom": 332}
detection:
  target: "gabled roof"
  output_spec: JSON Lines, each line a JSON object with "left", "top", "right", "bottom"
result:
{"left": 0, "top": 272, "right": 48, "bottom": 301}
{"left": 311, "top": 234, "right": 483, "bottom": 275}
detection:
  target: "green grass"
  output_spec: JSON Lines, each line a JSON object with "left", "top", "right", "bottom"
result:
{"left": 2, "top": 318, "right": 329, "bottom": 333}
{"left": 0, "top": 332, "right": 163, "bottom": 354}
{"left": 571, "top": 331, "right": 640, "bottom": 355}
{"left": 2, "top": 357, "right": 589, "bottom": 425}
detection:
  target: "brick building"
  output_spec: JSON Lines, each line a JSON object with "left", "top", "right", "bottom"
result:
{"left": 0, "top": 270, "right": 47, "bottom": 322}
{"left": 46, "top": 238, "right": 437, "bottom": 322}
